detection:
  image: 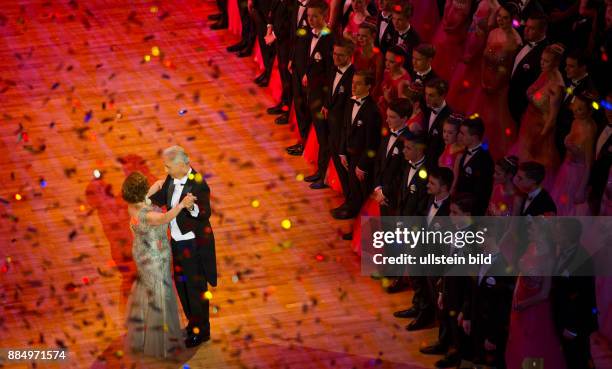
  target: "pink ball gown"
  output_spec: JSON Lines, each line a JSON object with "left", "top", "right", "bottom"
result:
{"left": 467, "top": 28, "right": 521, "bottom": 160}
{"left": 437, "top": 143, "right": 463, "bottom": 170}
{"left": 513, "top": 74, "right": 564, "bottom": 191}
{"left": 446, "top": 0, "right": 498, "bottom": 114}
{"left": 505, "top": 247, "right": 567, "bottom": 369}
{"left": 431, "top": 0, "right": 473, "bottom": 82}
{"left": 410, "top": 0, "right": 441, "bottom": 43}
{"left": 551, "top": 120, "right": 596, "bottom": 215}
{"left": 486, "top": 183, "right": 518, "bottom": 216}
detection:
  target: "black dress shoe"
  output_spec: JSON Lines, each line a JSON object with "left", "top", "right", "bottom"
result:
{"left": 185, "top": 333, "right": 210, "bottom": 348}
{"left": 310, "top": 181, "right": 328, "bottom": 189}
{"left": 393, "top": 306, "right": 419, "bottom": 318}
{"left": 384, "top": 277, "right": 410, "bottom": 294}
{"left": 331, "top": 209, "right": 355, "bottom": 220}
{"left": 406, "top": 313, "right": 435, "bottom": 331}
{"left": 419, "top": 343, "right": 447, "bottom": 355}
{"left": 256, "top": 75, "right": 270, "bottom": 87}
{"left": 254, "top": 73, "right": 267, "bottom": 84}
{"left": 304, "top": 173, "right": 321, "bottom": 182}
{"left": 208, "top": 13, "right": 223, "bottom": 21}
{"left": 210, "top": 20, "right": 228, "bottom": 30}
{"left": 275, "top": 114, "right": 289, "bottom": 125}
{"left": 267, "top": 103, "right": 286, "bottom": 115}
{"left": 227, "top": 42, "right": 245, "bottom": 52}
{"left": 434, "top": 353, "right": 460, "bottom": 368}
{"left": 342, "top": 232, "right": 353, "bottom": 240}
{"left": 286, "top": 143, "right": 304, "bottom": 155}
{"left": 237, "top": 48, "right": 252, "bottom": 57}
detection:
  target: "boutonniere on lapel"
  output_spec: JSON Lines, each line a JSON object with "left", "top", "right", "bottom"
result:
{"left": 385, "top": 33, "right": 392, "bottom": 42}
{"left": 432, "top": 128, "right": 439, "bottom": 135}
{"left": 485, "top": 277, "right": 496, "bottom": 286}
{"left": 409, "top": 184, "right": 416, "bottom": 193}
{"left": 522, "top": 63, "right": 530, "bottom": 70}
{"left": 433, "top": 222, "right": 441, "bottom": 231}
{"left": 392, "top": 147, "right": 399, "bottom": 155}
{"left": 313, "top": 52, "right": 322, "bottom": 61}
{"left": 465, "top": 166, "right": 472, "bottom": 175}
{"left": 356, "top": 119, "right": 363, "bottom": 127}
{"left": 338, "top": 86, "right": 344, "bottom": 94}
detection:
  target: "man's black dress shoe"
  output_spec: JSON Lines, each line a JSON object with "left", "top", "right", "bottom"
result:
{"left": 208, "top": 13, "right": 223, "bottom": 21}
{"left": 275, "top": 114, "right": 289, "bottom": 125}
{"left": 406, "top": 312, "right": 435, "bottom": 331}
{"left": 384, "top": 277, "right": 410, "bottom": 294}
{"left": 434, "top": 353, "right": 460, "bottom": 368}
{"left": 210, "top": 20, "right": 228, "bottom": 30}
{"left": 331, "top": 208, "right": 355, "bottom": 220}
{"left": 267, "top": 103, "right": 286, "bottom": 114}
{"left": 185, "top": 333, "right": 210, "bottom": 348}
{"left": 309, "top": 181, "right": 328, "bottom": 189}
{"left": 393, "top": 306, "right": 419, "bottom": 318}
{"left": 256, "top": 75, "right": 270, "bottom": 87}
{"left": 227, "top": 42, "right": 245, "bottom": 52}
{"left": 419, "top": 343, "right": 447, "bottom": 355}
{"left": 237, "top": 48, "right": 252, "bottom": 57}
{"left": 304, "top": 173, "right": 321, "bottom": 182}
{"left": 286, "top": 143, "right": 303, "bottom": 155}
{"left": 254, "top": 73, "right": 267, "bottom": 84}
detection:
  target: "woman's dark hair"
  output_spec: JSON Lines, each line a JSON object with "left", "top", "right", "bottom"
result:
{"left": 122, "top": 171, "right": 149, "bottom": 204}
{"left": 495, "top": 155, "right": 519, "bottom": 176}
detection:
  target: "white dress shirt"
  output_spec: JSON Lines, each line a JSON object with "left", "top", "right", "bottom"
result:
{"left": 522, "top": 187, "right": 542, "bottom": 213}
{"left": 378, "top": 12, "right": 391, "bottom": 42}
{"left": 333, "top": 63, "right": 351, "bottom": 94}
{"left": 428, "top": 100, "right": 446, "bottom": 131}
{"left": 406, "top": 156, "right": 426, "bottom": 187}
{"left": 351, "top": 95, "right": 367, "bottom": 123}
{"left": 170, "top": 168, "right": 200, "bottom": 241}
{"left": 310, "top": 29, "right": 322, "bottom": 56}
{"left": 511, "top": 37, "right": 544, "bottom": 77}
{"left": 462, "top": 143, "right": 482, "bottom": 167}
{"left": 426, "top": 194, "right": 449, "bottom": 226}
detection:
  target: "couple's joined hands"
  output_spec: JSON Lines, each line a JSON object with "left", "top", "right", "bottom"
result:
{"left": 180, "top": 193, "right": 197, "bottom": 210}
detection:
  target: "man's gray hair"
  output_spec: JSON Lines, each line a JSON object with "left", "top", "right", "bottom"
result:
{"left": 163, "top": 145, "right": 190, "bottom": 165}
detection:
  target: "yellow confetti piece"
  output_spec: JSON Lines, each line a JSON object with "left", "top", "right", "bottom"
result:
{"left": 381, "top": 278, "right": 392, "bottom": 288}
{"left": 251, "top": 199, "right": 260, "bottom": 208}
{"left": 281, "top": 219, "right": 292, "bottom": 230}
{"left": 151, "top": 46, "right": 160, "bottom": 56}
{"left": 188, "top": 173, "right": 195, "bottom": 180}
{"left": 14, "top": 194, "right": 22, "bottom": 201}
{"left": 79, "top": 204, "right": 86, "bottom": 212}
{"left": 115, "top": 350, "right": 124, "bottom": 358}
{"left": 592, "top": 101, "right": 600, "bottom": 110}
{"left": 297, "top": 28, "right": 307, "bottom": 37}
{"left": 6, "top": 256, "right": 12, "bottom": 263}
{"left": 418, "top": 169, "right": 428, "bottom": 179}
{"left": 194, "top": 173, "right": 203, "bottom": 183}
{"left": 203, "top": 291, "right": 213, "bottom": 300}
{"left": 150, "top": 6, "right": 158, "bottom": 13}
{"left": 367, "top": 150, "right": 376, "bottom": 158}
{"left": 296, "top": 173, "right": 305, "bottom": 181}
{"left": 163, "top": 324, "right": 168, "bottom": 332}
{"left": 192, "top": 327, "right": 200, "bottom": 335}
{"left": 144, "top": 55, "right": 151, "bottom": 62}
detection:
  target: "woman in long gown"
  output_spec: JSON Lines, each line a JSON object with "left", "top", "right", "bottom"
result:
{"left": 430, "top": 0, "right": 473, "bottom": 82}
{"left": 409, "top": 0, "right": 441, "bottom": 43}
{"left": 514, "top": 44, "right": 566, "bottom": 191}
{"left": 353, "top": 22, "right": 384, "bottom": 90}
{"left": 505, "top": 218, "right": 567, "bottom": 369}
{"left": 467, "top": 3, "right": 522, "bottom": 160}
{"left": 378, "top": 45, "right": 412, "bottom": 127}
{"left": 398, "top": 81, "right": 425, "bottom": 133}
{"left": 438, "top": 114, "right": 465, "bottom": 183}
{"left": 487, "top": 155, "right": 521, "bottom": 216}
{"left": 551, "top": 92, "right": 598, "bottom": 215}
{"left": 122, "top": 172, "right": 189, "bottom": 359}
{"left": 343, "top": 0, "right": 373, "bottom": 41}
{"left": 446, "top": 0, "right": 499, "bottom": 114}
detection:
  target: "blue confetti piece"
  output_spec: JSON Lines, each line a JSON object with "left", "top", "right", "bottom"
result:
{"left": 40, "top": 178, "right": 47, "bottom": 188}
{"left": 84, "top": 110, "right": 93, "bottom": 123}
{"left": 481, "top": 140, "right": 489, "bottom": 151}
{"left": 178, "top": 275, "right": 187, "bottom": 282}
{"left": 218, "top": 110, "right": 227, "bottom": 121}
{"left": 183, "top": 365, "right": 190, "bottom": 369}
{"left": 592, "top": 307, "right": 598, "bottom": 315}
{"left": 179, "top": 109, "right": 188, "bottom": 116}
{"left": 203, "top": 173, "right": 213, "bottom": 179}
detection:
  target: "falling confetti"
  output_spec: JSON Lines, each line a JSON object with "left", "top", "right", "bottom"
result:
{"left": 281, "top": 219, "right": 292, "bottom": 230}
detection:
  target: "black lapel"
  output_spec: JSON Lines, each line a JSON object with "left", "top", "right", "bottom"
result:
{"left": 181, "top": 170, "right": 195, "bottom": 200}
{"left": 167, "top": 178, "right": 175, "bottom": 209}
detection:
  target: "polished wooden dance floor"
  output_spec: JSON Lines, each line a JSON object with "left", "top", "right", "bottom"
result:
{"left": 0, "top": 1, "right": 610, "bottom": 369}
